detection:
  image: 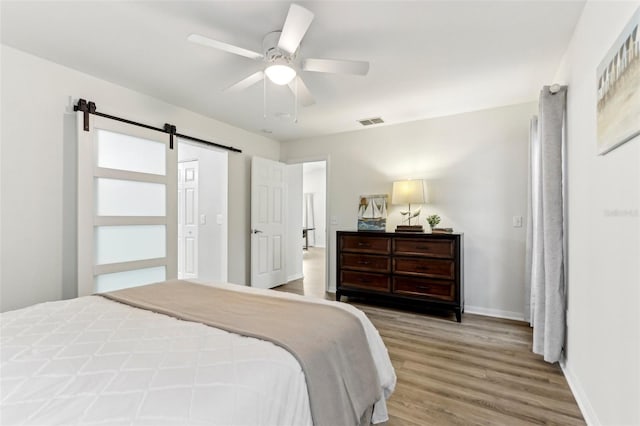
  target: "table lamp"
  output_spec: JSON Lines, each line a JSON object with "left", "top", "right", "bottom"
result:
{"left": 392, "top": 179, "right": 426, "bottom": 232}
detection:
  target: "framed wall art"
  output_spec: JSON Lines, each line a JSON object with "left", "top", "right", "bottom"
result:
{"left": 357, "top": 194, "right": 388, "bottom": 232}
{"left": 596, "top": 7, "right": 640, "bottom": 155}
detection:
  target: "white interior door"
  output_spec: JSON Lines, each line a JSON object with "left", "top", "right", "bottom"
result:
{"left": 251, "top": 156, "right": 286, "bottom": 289}
{"left": 178, "top": 160, "right": 199, "bottom": 279}
{"left": 77, "top": 114, "right": 177, "bottom": 296}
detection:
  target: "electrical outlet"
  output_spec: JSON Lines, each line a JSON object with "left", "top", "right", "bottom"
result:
{"left": 200, "top": 214, "right": 206, "bottom": 225}
{"left": 512, "top": 216, "right": 523, "bottom": 228}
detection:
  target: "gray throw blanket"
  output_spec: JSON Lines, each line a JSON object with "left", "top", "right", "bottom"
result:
{"left": 101, "top": 280, "right": 381, "bottom": 426}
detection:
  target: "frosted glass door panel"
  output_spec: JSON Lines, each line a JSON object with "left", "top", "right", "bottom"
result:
{"left": 78, "top": 114, "right": 177, "bottom": 297}
{"left": 96, "top": 225, "right": 166, "bottom": 265}
{"left": 97, "top": 129, "right": 166, "bottom": 175}
{"left": 96, "top": 178, "right": 166, "bottom": 216}
{"left": 96, "top": 266, "right": 166, "bottom": 293}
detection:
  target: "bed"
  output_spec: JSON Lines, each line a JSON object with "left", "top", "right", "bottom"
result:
{"left": 0, "top": 280, "right": 396, "bottom": 426}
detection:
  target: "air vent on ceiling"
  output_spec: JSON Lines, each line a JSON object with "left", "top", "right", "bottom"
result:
{"left": 358, "top": 117, "right": 384, "bottom": 126}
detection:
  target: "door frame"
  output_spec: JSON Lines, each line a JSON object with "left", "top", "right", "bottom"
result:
{"left": 286, "top": 155, "right": 330, "bottom": 293}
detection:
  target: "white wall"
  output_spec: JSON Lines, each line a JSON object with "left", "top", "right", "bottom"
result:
{"left": 0, "top": 45, "right": 280, "bottom": 312}
{"left": 178, "top": 141, "right": 228, "bottom": 283}
{"left": 303, "top": 162, "right": 327, "bottom": 248}
{"left": 285, "top": 164, "right": 304, "bottom": 282}
{"left": 282, "top": 101, "right": 537, "bottom": 319}
{"left": 553, "top": 2, "right": 640, "bottom": 425}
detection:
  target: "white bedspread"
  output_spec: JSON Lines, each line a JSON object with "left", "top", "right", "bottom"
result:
{"left": 0, "top": 282, "right": 396, "bottom": 425}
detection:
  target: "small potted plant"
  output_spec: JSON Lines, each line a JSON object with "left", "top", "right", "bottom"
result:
{"left": 426, "top": 214, "right": 441, "bottom": 233}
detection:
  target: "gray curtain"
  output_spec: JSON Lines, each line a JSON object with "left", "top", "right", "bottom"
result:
{"left": 526, "top": 86, "right": 567, "bottom": 363}
{"left": 524, "top": 116, "right": 538, "bottom": 325}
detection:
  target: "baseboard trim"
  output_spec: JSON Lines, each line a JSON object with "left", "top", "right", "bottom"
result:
{"left": 560, "top": 356, "right": 599, "bottom": 426}
{"left": 464, "top": 305, "right": 525, "bottom": 321}
{"left": 286, "top": 273, "right": 303, "bottom": 283}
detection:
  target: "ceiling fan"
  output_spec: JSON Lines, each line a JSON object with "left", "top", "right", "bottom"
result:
{"left": 188, "top": 3, "right": 370, "bottom": 107}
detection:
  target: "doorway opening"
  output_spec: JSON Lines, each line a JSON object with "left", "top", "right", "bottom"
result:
{"left": 284, "top": 160, "right": 327, "bottom": 298}
{"left": 177, "top": 141, "right": 228, "bottom": 282}
{"left": 302, "top": 161, "right": 327, "bottom": 297}
{"left": 178, "top": 160, "right": 199, "bottom": 279}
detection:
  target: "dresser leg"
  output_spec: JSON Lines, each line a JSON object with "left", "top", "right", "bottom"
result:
{"left": 455, "top": 308, "right": 462, "bottom": 323}
{"left": 336, "top": 291, "right": 341, "bottom": 302}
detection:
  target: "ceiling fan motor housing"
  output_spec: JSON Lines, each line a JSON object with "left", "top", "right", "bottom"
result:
{"left": 263, "top": 31, "right": 297, "bottom": 66}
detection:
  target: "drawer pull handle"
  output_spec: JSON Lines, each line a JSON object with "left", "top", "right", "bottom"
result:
{"left": 416, "top": 266, "right": 430, "bottom": 271}
{"left": 357, "top": 260, "right": 370, "bottom": 265}
{"left": 359, "top": 278, "right": 372, "bottom": 283}
{"left": 416, "top": 285, "right": 430, "bottom": 291}
{"left": 416, "top": 245, "right": 432, "bottom": 250}
{"left": 357, "top": 242, "right": 371, "bottom": 247}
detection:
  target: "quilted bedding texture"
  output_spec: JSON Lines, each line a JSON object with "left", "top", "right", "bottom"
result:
{"left": 0, "top": 282, "right": 396, "bottom": 426}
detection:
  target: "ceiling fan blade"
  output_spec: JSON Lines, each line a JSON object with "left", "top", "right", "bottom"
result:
{"left": 277, "top": 4, "right": 314, "bottom": 55}
{"left": 302, "top": 58, "right": 369, "bottom": 75}
{"left": 288, "top": 76, "right": 316, "bottom": 107}
{"left": 188, "top": 34, "right": 263, "bottom": 60}
{"left": 225, "top": 71, "right": 265, "bottom": 92}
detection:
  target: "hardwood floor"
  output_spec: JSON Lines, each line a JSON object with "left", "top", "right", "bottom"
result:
{"left": 275, "top": 248, "right": 585, "bottom": 426}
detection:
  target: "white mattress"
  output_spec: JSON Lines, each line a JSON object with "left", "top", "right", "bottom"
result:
{"left": 0, "top": 282, "right": 396, "bottom": 425}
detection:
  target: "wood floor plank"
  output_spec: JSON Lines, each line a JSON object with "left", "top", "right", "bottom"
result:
{"left": 382, "top": 335, "right": 565, "bottom": 386}
{"left": 390, "top": 387, "right": 543, "bottom": 426}
{"left": 274, "top": 248, "right": 585, "bottom": 426}
{"left": 399, "top": 360, "right": 581, "bottom": 418}
{"left": 396, "top": 370, "right": 584, "bottom": 426}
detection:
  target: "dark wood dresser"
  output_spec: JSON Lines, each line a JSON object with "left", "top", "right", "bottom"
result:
{"left": 336, "top": 231, "right": 464, "bottom": 322}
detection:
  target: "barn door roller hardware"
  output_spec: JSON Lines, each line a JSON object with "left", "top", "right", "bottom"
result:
{"left": 73, "top": 98, "right": 242, "bottom": 153}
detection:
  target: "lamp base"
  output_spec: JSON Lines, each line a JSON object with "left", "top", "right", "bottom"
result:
{"left": 395, "top": 225, "right": 424, "bottom": 233}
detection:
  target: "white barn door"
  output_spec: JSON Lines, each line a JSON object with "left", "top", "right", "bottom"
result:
{"left": 251, "top": 156, "right": 286, "bottom": 289}
{"left": 77, "top": 114, "right": 177, "bottom": 296}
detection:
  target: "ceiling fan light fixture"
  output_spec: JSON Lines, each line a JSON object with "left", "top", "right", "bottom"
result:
{"left": 265, "top": 64, "right": 296, "bottom": 85}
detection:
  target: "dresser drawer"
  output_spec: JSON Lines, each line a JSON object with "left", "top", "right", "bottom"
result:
{"left": 340, "top": 235, "right": 391, "bottom": 254}
{"left": 393, "top": 257, "right": 455, "bottom": 280}
{"left": 393, "top": 277, "right": 455, "bottom": 301}
{"left": 393, "top": 238, "right": 455, "bottom": 258}
{"left": 341, "top": 253, "right": 390, "bottom": 273}
{"left": 340, "top": 270, "right": 390, "bottom": 292}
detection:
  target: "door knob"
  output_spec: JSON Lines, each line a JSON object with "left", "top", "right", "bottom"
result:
{"left": 252, "top": 229, "right": 263, "bottom": 234}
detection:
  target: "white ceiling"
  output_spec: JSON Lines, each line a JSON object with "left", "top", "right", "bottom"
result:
{"left": 1, "top": 1, "right": 585, "bottom": 142}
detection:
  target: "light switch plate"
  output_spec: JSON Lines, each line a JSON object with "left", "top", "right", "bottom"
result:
{"left": 216, "top": 214, "right": 223, "bottom": 225}
{"left": 512, "top": 216, "right": 523, "bottom": 228}
{"left": 330, "top": 215, "right": 338, "bottom": 225}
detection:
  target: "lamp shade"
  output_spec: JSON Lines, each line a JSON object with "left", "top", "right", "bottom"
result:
{"left": 391, "top": 180, "right": 426, "bottom": 205}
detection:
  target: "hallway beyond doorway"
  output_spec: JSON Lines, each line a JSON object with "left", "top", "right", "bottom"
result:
{"left": 279, "top": 247, "right": 328, "bottom": 299}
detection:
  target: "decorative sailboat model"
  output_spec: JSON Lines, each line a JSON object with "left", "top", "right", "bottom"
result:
{"left": 400, "top": 207, "right": 421, "bottom": 224}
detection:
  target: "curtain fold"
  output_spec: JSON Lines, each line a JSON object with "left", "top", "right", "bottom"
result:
{"left": 526, "top": 86, "right": 567, "bottom": 363}
{"left": 524, "top": 116, "right": 538, "bottom": 325}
